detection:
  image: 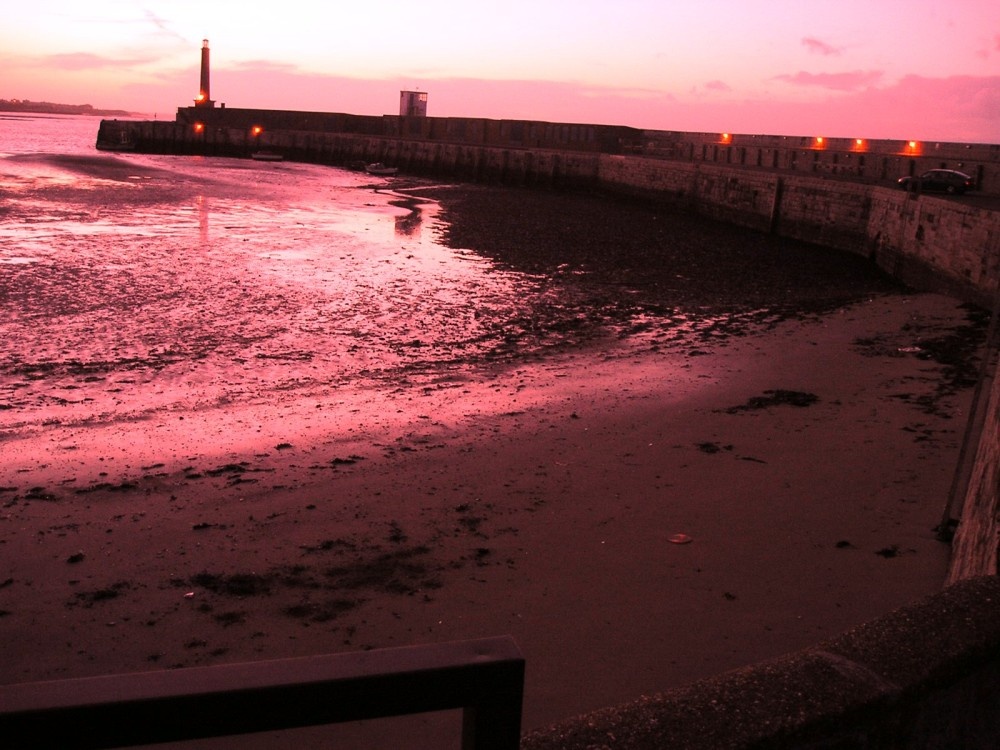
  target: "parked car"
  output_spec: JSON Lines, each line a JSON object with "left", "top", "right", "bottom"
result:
{"left": 897, "top": 169, "right": 975, "bottom": 195}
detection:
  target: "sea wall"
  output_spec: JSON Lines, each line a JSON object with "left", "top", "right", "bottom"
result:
{"left": 947, "top": 343, "right": 1000, "bottom": 585}
{"left": 641, "top": 131, "right": 1000, "bottom": 197}
{"left": 521, "top": 576, "right": 1000, "bottom": 750}
{"left": 166, "top": 105, "right": 1000, "bottom": 194}
{"left": 596, "top": 154, "right": 1000, "bottom": 307}
{"left": 96, "top": 119, "right": 1000, "bottom": 307}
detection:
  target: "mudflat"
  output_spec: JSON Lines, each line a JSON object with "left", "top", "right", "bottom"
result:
{"left": 0, "top": 183, "right": 986, "bottom": 742}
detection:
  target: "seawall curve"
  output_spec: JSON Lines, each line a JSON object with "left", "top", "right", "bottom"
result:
{"left": 98, "top": 118, "right": 1000, "bottom": 308}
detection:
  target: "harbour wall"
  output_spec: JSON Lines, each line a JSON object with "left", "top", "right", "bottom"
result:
{"left": 597, "top": 155, "right": 1000, "bottom": 309}
{"left": 99, "top": 118, "right": 1000, "bottom": 308}
{"left": 521, "top": 575, "right": 1000, "bottom": 750}
{"left": 172, "top": 105, "right": 1000, "bottom": 195}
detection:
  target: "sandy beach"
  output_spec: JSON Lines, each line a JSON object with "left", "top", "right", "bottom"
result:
{"left": 0, "top": 182, "right": 987, "bottom": 745}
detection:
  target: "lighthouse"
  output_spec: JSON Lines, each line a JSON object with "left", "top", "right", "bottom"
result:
{"left": 195, "top": 39, "right": 215, "bottom": 108}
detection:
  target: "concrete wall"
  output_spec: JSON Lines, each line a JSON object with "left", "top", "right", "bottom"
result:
{"left": 948, "top": 343, "right": 1000, "bottom": 584}
{"left": 97, "top": 120, "right": 1000, "bottom": 307}
{"left": 117, "top": 106, "right": 1000, "bottom": 196}
{"left": 521, "top": 576, "right": 1000, "bottom": 750}
{"left": 596, "top": 155, "right": 1000, "bottom": 307}
{"left": 640, "top": 131, "right": 1000, "bottom": 195}
{"left": 173, "top": 106, "right": 632, "bottom": 154}
{"left": 168, "top": 108, "right": 1000, "bottom": 194}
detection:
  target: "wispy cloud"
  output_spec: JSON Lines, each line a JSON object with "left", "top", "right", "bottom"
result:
{"left": 230, "top": 59, "right": 302, "bottom": 74}
{"left": 774, "top": 70, "right": 883, "bottom": 91}
{"left": 704, "top": 80, "right": 732, "bottom": 92}
{"left": 802, "top": 37, "right": 842, "bottom": 56}
{"left": 974, "top": 32, "right": 999, "bottom": 59}
{"left": 142, "top": 10, "right": 189, "bottom": 45}
{"left": 43, "top": 52, "right": 157, "bottom": 71}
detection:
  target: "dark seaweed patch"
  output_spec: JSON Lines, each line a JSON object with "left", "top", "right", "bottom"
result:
{"left": 724, "top": 389, "right": 819, "bottom": 414}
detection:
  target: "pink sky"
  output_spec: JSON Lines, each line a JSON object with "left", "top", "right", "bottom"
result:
{"left": 3, "top": 1, "right": 999, "bottom": 142}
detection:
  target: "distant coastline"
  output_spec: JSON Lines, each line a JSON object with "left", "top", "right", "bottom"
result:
{"left": 0, "top": 99, "right": 134, "bottom": 117}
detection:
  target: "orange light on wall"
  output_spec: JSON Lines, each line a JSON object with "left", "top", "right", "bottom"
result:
{"left": 904, "top": 140, "right": 922, "bottom": 156}
{"left": 251, "top": 126, "right": 263, "bottom": 137}
{"left": 814, "top": 136, "right": 825, "bottom": 148}
{"left": 195, "top": 92, "right": 206, "bottom": 103}
{"left": 720, "top": 132, "right": 731, "bottom": 143}
{"left": 193, "top": 122, "right": 205, "bottom": 133}
{"left": 851, "top": 138, "right": 868, "bottom": 152}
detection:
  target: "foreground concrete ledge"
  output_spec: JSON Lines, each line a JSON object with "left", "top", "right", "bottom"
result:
{"left": 522, "top": 576, "right": 1000, "bottom": 749}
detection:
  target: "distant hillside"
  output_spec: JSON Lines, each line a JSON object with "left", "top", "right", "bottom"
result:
{"left": 0, "top": 99, "right": 133, "bottom": 117}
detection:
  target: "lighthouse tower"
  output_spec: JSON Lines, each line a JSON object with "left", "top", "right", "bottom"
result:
{"left": 195, "top": 39, "right": 215, "bottom": 108}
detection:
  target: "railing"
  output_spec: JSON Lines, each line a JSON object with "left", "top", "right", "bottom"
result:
{"left": 0, "top": 636, "right": 524, "bottom": 750}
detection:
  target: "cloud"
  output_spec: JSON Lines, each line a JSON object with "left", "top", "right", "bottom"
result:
{"left": 230, "top": 59, "right": 303, "bottom": 74}
{"left": 774, "top": 70, "right": 883, "bottom": 91}
{"left": 111, "top": 60, "right": 1000, "bottom": 143}
{"left": 704, "top": 80, "right": 732, "bottom": 92}
{"left": 853, "top": 74, "right": 1000, "bottom": 141}
{"left": 703, "top": 74, "right": 1000, "bottom": 142}
{"left": 43, "top": 52, "right": 157, "bottom": 71}
{"left": 142, "top": 10, "right": 189, "bottom": 45}
{"left": 975, "top": 33, "right": 1000, "bottom": 59}
{"left": 802, "top": 37, "right": 842, "bottom": 56}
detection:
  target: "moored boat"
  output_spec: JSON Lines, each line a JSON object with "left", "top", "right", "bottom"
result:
{"left": 365, "top": 162, "right": 398, "bottom": 176}
{"left": 251, "top": 150, "right": 283, "bottom": 162}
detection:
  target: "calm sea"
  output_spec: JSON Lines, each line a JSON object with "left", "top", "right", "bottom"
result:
{"left": 0, "top": 113, "right": 900, "bottom": 487}
{"left": 0, "top": 115, "right": 600, "bottom": 485}
{"left": 0, "top": 113, "right": 560, "bottom": 446}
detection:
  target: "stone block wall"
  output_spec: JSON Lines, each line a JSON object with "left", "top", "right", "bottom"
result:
{"left": 97, "top": 119, "right": 1000, "bottom": 306}
{"left": 948, "top": 340, "right": 1000, "bottom": 584}
{"left": 594, "top": 153, "right": 1000, "bottom": 306}
{"left": 521, "top": 576, "right": 1000, "bottom": 750}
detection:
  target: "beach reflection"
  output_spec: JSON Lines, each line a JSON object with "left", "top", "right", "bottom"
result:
{"left": 196, "top": 194, "right": 209, "bottom": 244}
{"left": 391, "top": 195, "right": 424, "bottom": 237}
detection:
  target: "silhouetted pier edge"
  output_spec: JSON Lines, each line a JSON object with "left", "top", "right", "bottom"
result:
{"left": 92, "top": 110, "right": 1000, "bottom": 747}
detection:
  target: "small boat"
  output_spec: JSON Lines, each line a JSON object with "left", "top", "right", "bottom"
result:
{"left": 251, "top": 150, "right": 283, "bottom": 162}
{"left": 365, "top": 162, "right": 398, "bottom": 176}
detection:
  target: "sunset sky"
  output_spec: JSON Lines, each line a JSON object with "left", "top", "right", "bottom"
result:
{"left": 3, "top": 0, "right": 999, "bottom": 142}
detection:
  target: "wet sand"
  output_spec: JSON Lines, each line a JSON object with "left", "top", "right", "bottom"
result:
{"left": 0, "top": 183, "right": 987, "bottom": 743}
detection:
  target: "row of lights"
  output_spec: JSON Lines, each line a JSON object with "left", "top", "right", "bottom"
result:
{"left": 720, "top": 133, "right": 922, "bottom": 154}
{"left": 192, "top": 123, "right": 265, "bottom": 136}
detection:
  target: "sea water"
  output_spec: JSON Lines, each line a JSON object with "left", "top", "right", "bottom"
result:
{"left": 0, "top": 114, "right": 898, "bottom": 487}
{"left": 0, "top": 114, "right": 618, "bottom": 489}
{"left": 0, "top": 115, "right": 564, "bottom": 440}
